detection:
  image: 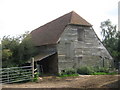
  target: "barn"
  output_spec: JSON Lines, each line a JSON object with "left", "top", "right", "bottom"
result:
{"left": 31, "top": 11, "right": 113, "bottom": 74}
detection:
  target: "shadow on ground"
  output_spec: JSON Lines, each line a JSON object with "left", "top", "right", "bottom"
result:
{"left": 101, "top": 80, "right": 120, "bottom": 88}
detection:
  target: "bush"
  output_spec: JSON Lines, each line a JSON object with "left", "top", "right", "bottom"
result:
{"left": 77, "top": 66, "right": 94, "bottom": 75}
{"left": 61, "top": 69, "right": 76, "bottom": 75}
{"left": 59, "top": 69, "right": 79, "bottom": 77}
{"left": 94, "top": 66, "right": 110, "bottom": 73}
{"left": 59, "top": 66, "right": 117, "bottom": 76}
{"left": 65, "top": 69, "right": 76, "bottom": 75}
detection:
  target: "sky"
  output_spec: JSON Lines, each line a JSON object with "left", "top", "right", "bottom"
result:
{"left": 0, "top": 0, "right": 119, "bottom": 40}
{"left": 118, "top": 1, "right": 120, "bottom": 31}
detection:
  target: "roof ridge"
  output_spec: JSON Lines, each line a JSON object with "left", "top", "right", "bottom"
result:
{"left": 70, "top": 11, "right": 92, "bottom": 26}
{"left": 69, "top": 11, "right": 74, "bottom": 23}
{"left": 31, "top": 11, "right": 92, "bottom": 46}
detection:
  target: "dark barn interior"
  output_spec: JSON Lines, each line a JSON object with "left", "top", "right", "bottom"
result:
{"left": 37, "top": 53, "right": 58, "bottom": 75}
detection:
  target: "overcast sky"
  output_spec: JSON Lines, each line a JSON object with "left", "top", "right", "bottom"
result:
{"left": 0, "top": 0, "right": 119, "bottom": 40}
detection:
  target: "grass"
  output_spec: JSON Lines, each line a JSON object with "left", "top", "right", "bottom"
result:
{"left": 76, "top": 66, "right": 118, "bottom": 75}
{"left": 58, "top": 67, "right": 118, "bottom": 78}
{"left": 91, "top": 72, "right": 118, "bottom": 75}
{"left": 59, "top": 74, "right": 79, "bottom": 78}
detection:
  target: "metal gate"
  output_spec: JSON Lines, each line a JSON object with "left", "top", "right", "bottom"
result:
{"left": 0, "top": 66, "right": 33, "bottom": 84}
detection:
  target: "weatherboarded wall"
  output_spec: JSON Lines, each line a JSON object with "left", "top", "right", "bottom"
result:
{"left": 57, "top": 25, "right": 113, "bottom": 73}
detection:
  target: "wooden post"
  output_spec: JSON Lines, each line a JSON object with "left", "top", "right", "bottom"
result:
{"left": 32, "top": 57, "right": 34, "bottom": 78}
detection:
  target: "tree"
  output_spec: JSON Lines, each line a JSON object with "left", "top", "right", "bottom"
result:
{"left": 100, "top": 19, "right": 117, "bottom": 40}
{"left": 100, "top": 19, "right": 120, "bottom": 68}
{"left": 18, "top": 32, "right": 38, "bottom": 65}
{"left": 2, "top": 31, "right": 39, "bottom": 68}
{"left": 2, "top": 35, "right": 20, "bottom": 67}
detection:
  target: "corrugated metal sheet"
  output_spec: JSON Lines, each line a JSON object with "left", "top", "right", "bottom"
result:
{"left": 34, "top": 52, "right": 56, "bottom": 62}
{"left": 31, "top": 11, "right": 92, "bottom": 46}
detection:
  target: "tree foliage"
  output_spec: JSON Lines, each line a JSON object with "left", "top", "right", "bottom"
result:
{"left": 2, "top": 31, "right": 38, "bottom": 68}
{"left": 100, "top": 19, "right": 120, "bottom": 68}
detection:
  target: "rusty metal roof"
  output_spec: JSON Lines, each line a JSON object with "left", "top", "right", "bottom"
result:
{"left": 31, "top": 11, "right": 92, "bottom": 46}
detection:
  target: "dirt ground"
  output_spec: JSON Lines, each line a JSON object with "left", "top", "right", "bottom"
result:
{"left": 2, "top": 75, "right": 120, "bottom": 88}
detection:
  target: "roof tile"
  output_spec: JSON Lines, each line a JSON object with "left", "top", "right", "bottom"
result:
{"left": 31, "top": 11, "right": 92, "bottom": 46}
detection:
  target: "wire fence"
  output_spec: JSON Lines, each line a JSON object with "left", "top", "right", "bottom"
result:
{"left": 0, "top": 66, "right": 33, "bottom": 84}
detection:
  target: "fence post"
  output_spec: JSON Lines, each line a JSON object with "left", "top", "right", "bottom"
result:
{"left": 32, "top": 57, "right": 34, "bottom": 78}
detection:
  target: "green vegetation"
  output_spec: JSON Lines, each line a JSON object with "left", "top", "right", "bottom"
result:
{"left": 2, "top": 31, "right": 39, "bottom": 68}
{"left": 32, "top": 72, "right": 39, "bottom": 82}
{"left": 59, "top": 66, "right": 118, "bottom": 77}
{"left": 91, "top": 72, "right": 117, "bottom": 75}
{"left": 76, "top": 66, "right": 117, "bottom": 75}
{"left": 59, "top": 74, "right": 79, "bottom": 78}
{"left": 59, "top": 69, "right": 79, "bottom": 77}
{"left": 58, "top": 66, "right": 118, "bottom": 77}
{"left": 91, "top": 66, "right": 110, "bottom": 73}
{"left": 100, "top": 19, "right": 120, "bottom": 69}
{"left": 61, "top": 69, "right": 76, "bottom": 75}
{"left": 77, "top": 66, "right": 94, "bottom": 75}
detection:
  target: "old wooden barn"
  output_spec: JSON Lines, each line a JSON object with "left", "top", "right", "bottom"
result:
{"left": 31, "top": 11, "right": 113, "bottom": 74}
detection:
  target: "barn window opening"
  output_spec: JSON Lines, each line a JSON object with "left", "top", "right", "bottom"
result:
{"left": 77, "top": 28, "right": 85, "bottom": 41}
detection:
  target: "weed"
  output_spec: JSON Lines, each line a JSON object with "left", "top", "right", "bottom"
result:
{"left": 32, "top": 72, "right": 39, "bottom": 82}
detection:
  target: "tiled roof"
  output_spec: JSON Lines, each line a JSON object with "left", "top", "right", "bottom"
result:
{"left": 31, "top": 11, "right": 92, "bottom": 46}
{"left": 70, "top": 11, "right": 92, "bottom": 26}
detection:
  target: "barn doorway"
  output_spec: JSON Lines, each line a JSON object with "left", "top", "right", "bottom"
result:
{"left": 37, "top": 53, "right": 58, "bottom": 75}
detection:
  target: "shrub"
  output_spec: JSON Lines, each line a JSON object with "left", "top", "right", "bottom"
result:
{"left": 94, "top": 66, "right": 110, "bottom": 73}
{"left": 65, "top": 69, "right": 76, "bottom": 75}
{"left": 60, "top": 69, "right": 76, "bottom": 75}
{"left": 59, "top": 69, "right": 78, "bottom": 77}
{"left": 59, "top": 66, "right": 117, "bottom": 76}
{"left": 77, "top": 66, "right": 94, "bottom": 75}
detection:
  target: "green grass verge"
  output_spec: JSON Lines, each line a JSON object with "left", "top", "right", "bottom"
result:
{"left": 59, "top": 74, "right": 79, "bottom": 78}
{"left": 91, "top": 72, "right": 118, "bottom": 75}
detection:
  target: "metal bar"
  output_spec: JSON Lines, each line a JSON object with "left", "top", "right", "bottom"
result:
{"left": 1, "top": 77, "right": 32, "bottom": 84}
{"left": 1, "top": 70, "right": 32, "bottom": 74}
{"left": 1, "top": 75, "right": 32, "bottom": 84}
{"left": 34, "top": 68, "right": 37, "bottom": 72}
{"left": 1, "top": 71, "right": 32, "bottom": 77}
{"left": 7, "top": 78, "right": 32, "bottom": 83}
{"left": 1, "top": 73, "right": 32, "bottom": 79}
{"left": 1, "top": 70, "right": 32, "bottom": 76}
{"left": 0, "top": 65, "right": 33, "bottom": 84}
{"left": 0, "top": 66, "right": 32, "bottom": 71}
{"left": 1, "top": 66, "right": 32, "bottom": 70}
